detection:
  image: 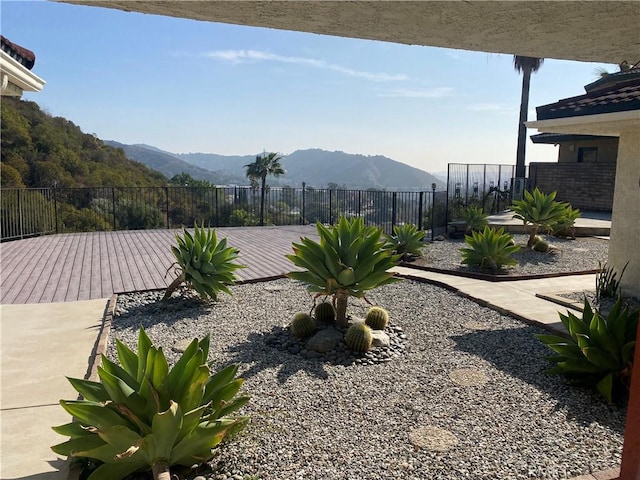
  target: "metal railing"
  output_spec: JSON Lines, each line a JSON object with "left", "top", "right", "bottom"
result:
{"left": 0, "top": 186, "right": 448, "bottom": 241}
{"left": 446, "top": 163, "right": 527, "bottom": 222}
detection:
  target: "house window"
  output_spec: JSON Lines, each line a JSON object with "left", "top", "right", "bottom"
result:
{"left": 578, "top": 147, "right": 598, "bottom": 163}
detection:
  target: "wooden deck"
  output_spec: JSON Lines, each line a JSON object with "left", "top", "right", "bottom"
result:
{"left": 0, "top": 225, "right": 318, "bottom": 304}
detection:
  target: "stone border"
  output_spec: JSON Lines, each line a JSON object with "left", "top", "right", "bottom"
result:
{"left": 535, "top": 292, "right": 584, "bottom": 312}
{"left": 399, "top": 262, "right": 599, "bottom": 282}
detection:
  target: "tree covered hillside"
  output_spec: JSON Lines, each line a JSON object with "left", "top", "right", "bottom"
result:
{"left": 1, "top": 97, "right": 167, "bottom": 188}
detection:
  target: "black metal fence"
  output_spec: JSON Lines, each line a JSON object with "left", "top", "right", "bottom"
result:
{"left": 0, "top": 186, "right": 448, "bottom": 241}
{"left": 446, "top": 163, "right": 527, "bottom": 221}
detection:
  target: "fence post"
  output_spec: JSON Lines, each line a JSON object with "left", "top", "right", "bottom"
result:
{"left": 111, "top": 187, "right": 117, "bottom": 230}
{"left": 391, "top": 192, "right": 397, "bottom": 232}
{"left": 431, "top": 185, "right": 437, "bottom": 241}
{"left": 329, "top": 189, "right": 333, "bottom": 225}
{"left": 465, "top": 164, "right": 470, "bottom": 206}
{"left": 301, "top": 183, "right": 306, "bottom": 225}
{"left": 165, "top": 186, "right": 170, "bottom": 229}
{"left": 445, "top": 164, "right": 451, "bottom": 229}
{"left": 418, "top": 191, "right": 424, "bottom": 231}
{"left": 53, "top": 186, "right": 59, "bottom": 234}
{"left": 214, "top": 188, "right": 219, "bottom": 227}
{"left": 17, "top": 189, "right": 24, "bottom": 239}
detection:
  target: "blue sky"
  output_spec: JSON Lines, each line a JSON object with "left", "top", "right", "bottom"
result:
{"left": 2, "top": 1, "right": 617, "bottom": 174}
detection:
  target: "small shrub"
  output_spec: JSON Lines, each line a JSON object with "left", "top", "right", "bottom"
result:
{"left": 345, "top": 323, "right": 373, "bottom": 352}
{"left": 536, "top": 297, "right": 639, "bottom": 403}
{"left": 512, "top": 188, "right": 569, "bottom": 248}
{"left": 291, "top": 312, "right": 316, "bottom": 338}
{"left": 314, "top": 301, "right": 336, "bottom": 324}
{"left": 551, "top": 205, "right": 581, "bottom": 239}
{"left": 52, "top": 327, "right": 250, "bottom": 480}
{"left": 365, "top": 306, "right": 389, "bottom": 330}
{"left": 164, "top": 223, "right": 245, "bottom": 301}
{"left": 384, "top": 223, "right": 425, "bottom": 259}
{"left": 460, "top": 226, "right": 519, "bottom": 274}
{"left": 596, "top": 261, "right": 629, "bottom": 300}
{"left": 461, "top": 206, "right": 488, "bottom": 233}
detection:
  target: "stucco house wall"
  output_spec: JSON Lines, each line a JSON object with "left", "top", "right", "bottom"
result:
{"left": 557, "top": 137, "right": 619, "bottom": 163}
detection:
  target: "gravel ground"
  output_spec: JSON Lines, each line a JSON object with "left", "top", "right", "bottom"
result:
{"left": 109, "top": 278, "right": 625, "bottom": 480}
{"left": 409, "top": 234, "right": 609, "bottom": 276}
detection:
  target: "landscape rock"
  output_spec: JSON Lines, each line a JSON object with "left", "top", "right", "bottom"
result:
{"left": 306, "top": 328, "right": 343, "bottom": 353}
{"left": 370, "top": 330, "right": 390, "bottom": 348}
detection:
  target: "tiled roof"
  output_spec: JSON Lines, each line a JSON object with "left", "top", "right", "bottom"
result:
{"left": 0, "top": 35, "right": 36, "bottom": 70}
{"left": 584, "top": 65, "right": 640, "bottom": 92}
{"left": 530, "top": 133, "right": 617, "bottom": 144}
{"left": 536, "top": 75, "right": 640, "bottom": 120}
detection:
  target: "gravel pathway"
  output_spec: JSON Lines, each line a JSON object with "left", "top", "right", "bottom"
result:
{"left": 110, "top": 278, "right": 625, "bottom": 480}
{"left": 410, "top": 235, "right": 609, "bottom": 276}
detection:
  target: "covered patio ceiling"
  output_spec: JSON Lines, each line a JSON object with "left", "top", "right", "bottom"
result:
{"left": 57, "top": 1, "right": 639, "bottom": 64}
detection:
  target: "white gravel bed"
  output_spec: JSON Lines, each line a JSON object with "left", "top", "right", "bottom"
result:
{"left": 109, "top": 279, "right": 625, "bottom": 480}
{"left": 412, "top": 235, "right": 608, "bottom": 276}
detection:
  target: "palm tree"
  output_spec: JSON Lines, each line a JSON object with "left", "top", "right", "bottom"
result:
{"left": 513, "top": 56, "right": 544, "bottom": 180}
{"left": 244, "top": 152, "right": 286, "bottom": 225}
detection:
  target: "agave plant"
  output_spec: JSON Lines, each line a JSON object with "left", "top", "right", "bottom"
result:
{"left": 461, "top": 206, "right": 488, "bottom": 233}
{"left": 536, "top": 297, "right": 639, "bottom": 404}
{"left": 286, "top": 216, "right": 401, "bottom": 327}
{"left": 385, "top": 223, "right": 425, "bottom": 260}
{"left": 550, "top": 205, "right": 581, "bottom": 239}
{"left": 164, "top": 224, "right": 245, "bottom": 300}
{"left": 460, "top": 226, "right": 519, "bottom": 274}
{"left": 511, "top": 188, "right": 569, "bottom": 248}
{"left": 52, "top": 327, "right": 250, "bottom": 480}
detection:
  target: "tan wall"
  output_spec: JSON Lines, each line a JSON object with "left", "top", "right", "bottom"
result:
{"left": 608, "top": 128, "right": 640, "bottom": 298}
{"left": 528, "top": 162, "right": 616, "bottom": 211}
{"left": 557, "top": 138, "right": 619, "bottom": 163}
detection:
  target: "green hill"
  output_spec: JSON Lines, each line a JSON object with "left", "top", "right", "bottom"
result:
{"left": 1, "top": 97, "right": 167, "bottom": 188}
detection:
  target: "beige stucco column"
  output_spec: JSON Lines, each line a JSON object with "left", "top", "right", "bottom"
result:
{"left": 609, "top": 128, "right": 640, "bottom": 297}
{"left": 527, "top": 112, "right": 640, "bottom": 298}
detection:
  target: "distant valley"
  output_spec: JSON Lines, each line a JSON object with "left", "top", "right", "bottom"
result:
{"left": 106, "top": 142, "right": 445, "bottom": 191}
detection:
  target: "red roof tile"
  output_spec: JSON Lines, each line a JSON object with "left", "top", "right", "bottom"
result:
{"left": 1, "top": 35, "right": 36, "bottom": 70}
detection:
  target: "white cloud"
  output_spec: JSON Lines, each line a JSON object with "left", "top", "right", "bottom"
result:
{"left": 376, "top": 87, "right": 453, "bottom": 98}
{"left": 467, "top": 103, "right": 516, "bottom": 115}
{"left": 202, "top": 49, "right": 408, "bottom": 82}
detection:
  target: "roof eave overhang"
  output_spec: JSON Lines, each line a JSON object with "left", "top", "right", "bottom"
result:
{"left": 0, "top": 50, "right": 45, "bottom": 95}
{"left": 526, "top": 110, "right": 640, "bottom": 137}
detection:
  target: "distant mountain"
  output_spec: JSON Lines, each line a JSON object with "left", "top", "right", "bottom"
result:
{"left": 279, "top": 149, "right": 444, "bottom": 190}
{"left": 109, "top": 142, "right": 444, "bottom": 190}
{"left": 104, "top": 141, "right": 245, "bottom": 185}
{"left": 176, "top": 149, "right": 444, "bottom": 190}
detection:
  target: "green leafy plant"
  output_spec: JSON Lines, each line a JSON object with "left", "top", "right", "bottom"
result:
{"left": 511, "top": 188, "right": 569, "bottom": 248}
{"left": 461, "top": 206, "right": 488, "bottom": 233}
{"left": 460, "top": 226, "right": 519, "bottom": 274}
{"left": 551, "top": 205, "right": 581, "bottom": 239}
{"left": 345, "top": 323, "right": 374, "bottom": 352}
{"left": 536, "top": 297, "right": 639, "bottom": 403}
{"left": 52, "top": 327, "right": 250, "bottom": 480}
{"left": 596, "top": 261, "right": 629, "bottom": 300}
{"left": 164, "top": 224, "right": 245, "bottom": 301}
{"left": 314, "top": 301, "right": 336, "bottom": 324}
{"left": 384, "top": 223, "right": 425, "bottom": 260}
{"left": 290, "top": 312, "right": 316, "bottom": 338}
{"left": 365, "top": 306, "right": 389, "bottom": 330}
{"left": 286, "top": 216, "right": 401, "bottom": 327}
